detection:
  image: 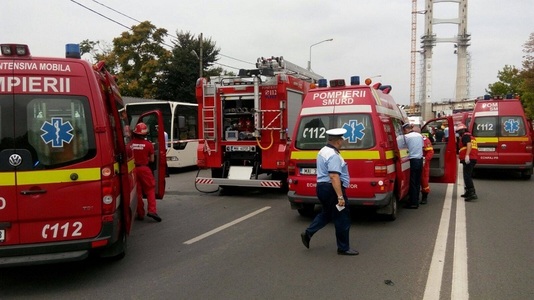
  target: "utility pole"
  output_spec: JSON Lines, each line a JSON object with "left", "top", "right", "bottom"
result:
{"left": 199, "top": 32, "right": 203, "bottom": 78}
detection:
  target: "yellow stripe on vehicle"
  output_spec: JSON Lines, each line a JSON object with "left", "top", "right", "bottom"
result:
{"left": 476, "top": 137, "right": 498, "bottom": 143}
{"left": 290, "top": 150, "right": 381, "bottom": 160}
{"left": 0, "top": 173, "right": 15, "bottom": 186}
{"left": 17, "top": 168, "right": 101, "bottom": 185}
{"left": 476, "top": 137, "right": 529, "bottom": 143}
{"left": 499, "top": 137, "right": 530, "bottom": 142}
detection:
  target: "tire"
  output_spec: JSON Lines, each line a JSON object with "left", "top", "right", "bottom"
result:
{"left": 377, "top": 194, "right": 397, "bottom": 221}
{"left": 297, "top": 204, "right": 315, "bottom": 217}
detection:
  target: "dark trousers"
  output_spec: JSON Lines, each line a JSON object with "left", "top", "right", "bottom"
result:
{"left": 409, "top": 158, "right": 423, "bottom": 205}
{"left": 305, "top": 183, "right": 351, "bottom": 251}
{"left": 462, "top": 160, "right": 476, "bottom": 189}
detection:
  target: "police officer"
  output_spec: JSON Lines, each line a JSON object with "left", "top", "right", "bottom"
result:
{"left": 300, "top": 128, "right": 358, "bottom": 256}
{"left": 398, "top": 123, "right": 424, "bottom": 209}
{"left": 456, "top": 123, "right": 478, "bottom": 201}
{"left": 132, "top": 123, "right": 162, "bottom": 222}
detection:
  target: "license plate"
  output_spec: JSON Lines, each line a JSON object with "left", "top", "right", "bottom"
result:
{"left": 478, "top": 147, "right": 495, "bottom": 152}
{"left": 0, "top": 229, "right": 4, "bottom": 242}
{"left": 300, "top": 168, "right": 317, "bottom": 175}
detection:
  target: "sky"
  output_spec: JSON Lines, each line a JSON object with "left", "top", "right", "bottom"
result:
{"left": 2, "top": 0, "right": 533, "bottom": 106}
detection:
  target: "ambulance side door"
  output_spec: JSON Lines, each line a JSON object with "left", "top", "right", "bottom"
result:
{"left": 137, "top": 110, "right": 166, "bottom": 199}
{"left": 423, "top": 116, "right": 458, "bottom": 183}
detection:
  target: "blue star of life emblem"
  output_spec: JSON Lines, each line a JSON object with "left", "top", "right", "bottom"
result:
{"left": 40, "top": 117, "right": 74, "bottom": 148}
{"left": 503, "top": 119, "right": 519, "bottom": 134}
{"left": 342, "top": 120, "right": 365, "bottom": 143}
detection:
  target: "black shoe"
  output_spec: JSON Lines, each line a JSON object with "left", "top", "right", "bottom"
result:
{"left": 301, "top": 232, "right": 310, "bottom": 249}
{"left": 420, "top": 199, "right": 427, "bottom": 205}
{"left": 403, "top": 204, "right": 419, "bottom": 209}
{"left": 147, "top": 213, "right": 162, "bottom": 222}
{"left": 465, "top": 194, "right": 478, "bottom": 201}
{"left": 337, "top": 249, "right": 359, "bottom": 256}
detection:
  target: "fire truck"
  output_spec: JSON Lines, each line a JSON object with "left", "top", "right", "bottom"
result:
{"left": 195, "top": 57, "right": 321, "bottom": 190}
{"left": 0, "top": 43, "right": 166, "bottom": 267}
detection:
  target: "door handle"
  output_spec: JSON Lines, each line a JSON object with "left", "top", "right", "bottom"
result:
{"left": 20, "top": 189, "right": 47, "bottom": 195}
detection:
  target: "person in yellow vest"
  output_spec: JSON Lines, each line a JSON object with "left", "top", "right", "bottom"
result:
{"left": 456, "top": 123, "right": 478, "bottom": 201}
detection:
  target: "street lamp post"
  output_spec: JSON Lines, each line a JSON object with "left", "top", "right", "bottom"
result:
{"left": 308, "top": 38, "right": 333, "bottom": 71}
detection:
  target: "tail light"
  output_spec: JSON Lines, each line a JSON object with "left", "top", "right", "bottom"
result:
{"left": 374, "top": 164, "right": 387, "bottom": 177}
{"left": 288, "top": 160, "right": 296, "bottom": 176}
{"left": 101, "top": 164, "right": 116, "bottom": 215}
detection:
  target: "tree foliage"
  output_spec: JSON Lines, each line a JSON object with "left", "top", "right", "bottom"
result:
{"left": 155, "top": 31, "right": 221, "bottom": 102}
{"left": 486, "top": 65, "right": 522, "bottom": 97}
{"left": 520, "top": 32, "right": 534, "bottom": 118}
{"left": 80, "top": 22, "right": 221, "bottom": 101}
{"left": 487, "top": 33, "right": 534, "bottom": 118}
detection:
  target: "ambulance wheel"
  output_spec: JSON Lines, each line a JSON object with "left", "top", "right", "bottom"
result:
{"left": 378, "top": 194, "right": 397, "bottom": 221}
{"left": 297, "top": 204, "right": 315, "bottom": 217}
{"left": 100, "top": 229, "right": 127, "bottom": 261}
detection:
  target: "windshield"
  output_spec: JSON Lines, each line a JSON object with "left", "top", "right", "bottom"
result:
{"left": 294, "top": 114, "right": 375, "bottom": 150}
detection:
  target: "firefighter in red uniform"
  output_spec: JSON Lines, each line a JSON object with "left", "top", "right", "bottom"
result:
{"left": 456, "top": 123, "right": 478, "bottom": 201}
{"left": 420, "top": 133, "right": 434, "bottom": 204}
{"left": 132, "top": 123, "right": 162, "bottom": 222}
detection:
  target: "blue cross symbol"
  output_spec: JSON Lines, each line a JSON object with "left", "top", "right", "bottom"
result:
{"left": 41, "top": 117, "right": 74, "bottom": 148}
{"left": 503, "top": 119, "right": 519, "bottom": 134}
{"left": 342, "top": 120, "right": 365, "bottom": 143}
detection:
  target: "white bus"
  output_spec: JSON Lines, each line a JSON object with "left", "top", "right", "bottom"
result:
{"left": 125, "top": 100, "right": 198, "bottom": 168}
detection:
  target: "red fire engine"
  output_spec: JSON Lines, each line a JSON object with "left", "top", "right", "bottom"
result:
{"left": 195, "top": 57, "right": 321, "bottom": 190}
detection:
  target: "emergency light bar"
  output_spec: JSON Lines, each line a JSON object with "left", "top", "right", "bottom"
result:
{"left": 65, "top": 44, "right": 81, "bottom": 59}
{"left": 330, "top": 79, "right": 345, "bottom": 87}
{"left": 1, "top": 44, "right": 30, "bottom": 56}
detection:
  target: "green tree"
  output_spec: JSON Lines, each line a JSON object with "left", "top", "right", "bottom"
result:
{"left": 486, "top": 65, "right": 522, "bottom": 97}
{"left": 102, "top": 21, "right": 171, "bottom": 98}
{"left": 155, "top": 31, "right": 222, "bottom": 102}
{"left": 520, "top": 32, "right": 534, "bottom": 118}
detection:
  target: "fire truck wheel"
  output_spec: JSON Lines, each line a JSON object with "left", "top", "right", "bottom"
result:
{"left": 297, "top": 204, "right": 315, "bottom": 217}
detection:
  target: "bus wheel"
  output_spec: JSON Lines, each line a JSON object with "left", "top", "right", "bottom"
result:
{"left": 297, "top": 204, "right": 315, "bottom": 217}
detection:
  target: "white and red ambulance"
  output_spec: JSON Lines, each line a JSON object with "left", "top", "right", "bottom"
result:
{"left": 287, "top": 76, "right": 457, "bottom": 220}
{"left": 470, "top": 95, "right": 533, "bottom": 179}
{"left": 0, "top": 43, "right": 166, "bottom": 267}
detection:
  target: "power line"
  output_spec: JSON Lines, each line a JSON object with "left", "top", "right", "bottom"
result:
{"left": 89, "top": 0, "right": 254, "bottom": 66}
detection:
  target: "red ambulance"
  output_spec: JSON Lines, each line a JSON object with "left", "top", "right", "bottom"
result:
{"left": 287, "top": 76, "right": 457, "bottom": 220}
{"left": 470, "top": 95, "right": 533, "bottom": 179}
{"left": 0, "top": 44, "right": 166, "bottom": 267}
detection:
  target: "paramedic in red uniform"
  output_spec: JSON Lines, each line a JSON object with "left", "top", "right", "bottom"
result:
{"left": 420, "top": 133, "right": 434, "bottom": 204}
{"left": 132, "top": 123, "right": 162, "bottom": 222}
{"left": 456, "top": 123, "right": 478, "bottom": 201}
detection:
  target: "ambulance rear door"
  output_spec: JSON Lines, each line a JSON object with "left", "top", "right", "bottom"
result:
{"left": 0, "top": 76, "right": 18, "bottom": 245}
{"left": 423, "top": 116, "right": 458, "bottom": 183}
{"left": 136, "top": 110, "right": 166, "bottom": 199}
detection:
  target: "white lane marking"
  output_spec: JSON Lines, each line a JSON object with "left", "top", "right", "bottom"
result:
{"left": 452, "top": 166, "right": 469, "bottom": 299}
{"left": 423, "top": 183, "right": 454, "bottom": 300}
{"left": 183, "top": 206, "right": 271, "bottom": 245}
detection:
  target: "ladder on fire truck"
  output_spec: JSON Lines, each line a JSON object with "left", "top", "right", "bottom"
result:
{"left": 200, "top": 56, "right": 322, "bottom": 153}
{"left": 256, "top": 56, "right": 323, "bottom": 83}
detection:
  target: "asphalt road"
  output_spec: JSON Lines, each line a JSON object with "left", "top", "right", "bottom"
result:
{"left": 0, "top": 166, "right": 533, "bottom": 300}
